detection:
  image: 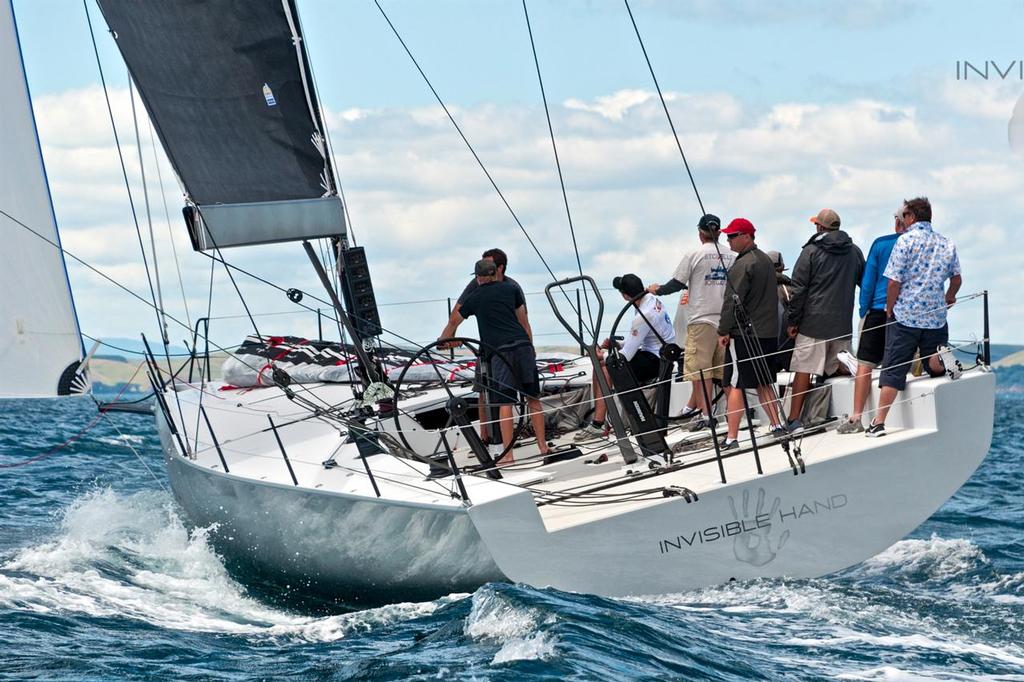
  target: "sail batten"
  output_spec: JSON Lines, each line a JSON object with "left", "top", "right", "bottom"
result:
{"left": 95, "top": 0, "right": 345, "bottom": 250}
{"left": 1, "top": 0, "right": 87, "bottom": 398}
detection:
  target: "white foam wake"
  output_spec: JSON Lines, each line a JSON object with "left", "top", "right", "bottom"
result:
{"left": 855, "top": 535, "right": 986, "bottom": 581}
{"left": 0, "top": 488, "right": 454, "bottom": 642}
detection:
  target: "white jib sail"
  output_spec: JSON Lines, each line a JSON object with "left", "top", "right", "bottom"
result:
{"left": 0, "top": 0, "right": 86, "bottom": 397}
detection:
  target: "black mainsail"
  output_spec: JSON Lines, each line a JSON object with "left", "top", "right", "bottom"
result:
{"left": 96, "top": 0, "right": 344, "bottom": 251}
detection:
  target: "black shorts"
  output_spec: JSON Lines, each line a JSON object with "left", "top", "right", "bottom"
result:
{"left": 856, "top": 309, "right": 889, "bottom": 366}
{"left": 488, "top": 343, "right": 541, "bottom": 405}
{"left": 879, "top": 322, "right": 948, "bottom": 391}
{"left": 629, "top": 350, "right": 661, "bottom": 384}
{"left": 727, "top": 336, "right": 778, "bottom": 389}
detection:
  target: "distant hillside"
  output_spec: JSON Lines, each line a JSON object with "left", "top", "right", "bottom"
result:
{"left": 992, "top": 344, "right": 1024, "bottom": 367}
{"left": 90, "top": 354, "right": 228, "bottom": 394}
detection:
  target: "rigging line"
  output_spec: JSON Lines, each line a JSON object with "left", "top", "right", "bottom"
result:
{"left": 373, "top": 0, "right": 586, "bottom": 323}
{"left": 83, "top": 0, "right": 167, "bottom": 357}
{"left": 522, "top": 0, "right": 595, "bottom": 336}
{"left": 194, "top": 254, "right": 216, "bottom": 454}
{"left": 623, "top": 0, "right": 705, "bottom": 216}
{"left": 148, "top": 118, "right": 192, "bottom": 330}
{"left": 129, "top": 77, "right": 169, "bottom": 346}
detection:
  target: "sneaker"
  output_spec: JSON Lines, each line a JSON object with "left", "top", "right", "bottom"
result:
{"left": 785, "top": 418, "right": 804, "bottom": 434}
{"left": 837, "top": 350, "right": 860, "bottom": 376}
{"left": 865, "top": 421, "right": 886, "bottom": 438}
{"left": 574, "top": 423, "right": 606, "bottom": 443}
{"left": 688, "top": 416, "right": 714, "bottom": 432}
{"left": 770, "top": 424, "right": 789, "bottom": 439}
{"left": 718, "top": 438, "right": 739, "bottom": 451}
{"left": 936, "top": 345, "right": 963, "bottom": 380}
{"left": 678, "top": 406, "right": 701, "bottom": 420}
{"left": 837, "top": 418, "right": 865, "bottom": 434}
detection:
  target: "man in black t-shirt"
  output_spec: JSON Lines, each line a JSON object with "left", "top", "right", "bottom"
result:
{"left": 444, "top": 248, "right": 524, "bottom": 442}
{"left": 439, "top": 259, "right": 549, "bottom": 465}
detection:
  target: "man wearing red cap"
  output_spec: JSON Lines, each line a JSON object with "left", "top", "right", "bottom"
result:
{"left": 716, "top": 218, "right": 786, "bottom": 449}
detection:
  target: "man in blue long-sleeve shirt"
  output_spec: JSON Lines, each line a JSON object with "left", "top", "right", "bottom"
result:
{"left": 837, "top": 207, "right": 906, "bottom": 433}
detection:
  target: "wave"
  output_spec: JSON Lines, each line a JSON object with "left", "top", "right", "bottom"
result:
{"left": 853, "top": 535, "right": 987, "bottom": 582}
{"left": 464, "top": 587, "right": 557, "bottom": 664}
{"left": 0, "top": 488, "right": 456, "bottom": 643}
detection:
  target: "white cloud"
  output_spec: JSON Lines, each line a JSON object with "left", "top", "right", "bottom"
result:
{"left": 27, "top": 85, "right": 1024, "bottom": 348}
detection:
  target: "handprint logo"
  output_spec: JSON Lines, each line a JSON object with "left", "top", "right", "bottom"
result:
{"left": 728, "top": 487, "right": 790, "bottom": 567}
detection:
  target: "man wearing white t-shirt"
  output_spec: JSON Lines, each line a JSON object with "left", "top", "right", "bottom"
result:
{"left": 575, "top": 274, "right": 676, "bottom": 443}
{"left": 648, "top": 214, "right": 735, "bottom": 430}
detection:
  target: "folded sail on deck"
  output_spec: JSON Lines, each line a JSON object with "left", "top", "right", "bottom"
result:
{"left": 0, "top": 0, "right": 87, "bottom": 398}
{"left": 96, "top": 0, "right": 345, "bottom": 250}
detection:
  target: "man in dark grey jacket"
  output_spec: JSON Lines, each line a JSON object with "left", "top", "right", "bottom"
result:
{"left": 716, "top": 218, "right": 786, "bottom": 450}
{"left": 785, "top": 208, "right": 865, "bottom": 431}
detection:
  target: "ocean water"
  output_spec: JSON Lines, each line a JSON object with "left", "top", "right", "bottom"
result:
{"left": 1, "top": 378, "right": 1022, "bottom": 680}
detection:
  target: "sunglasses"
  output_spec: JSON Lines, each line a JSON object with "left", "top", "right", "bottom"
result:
{"left": 726, "top": 233, "right": 742, "bottom": 240}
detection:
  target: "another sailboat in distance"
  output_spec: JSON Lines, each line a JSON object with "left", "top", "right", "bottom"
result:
{"left": 1, "top": 0, "right": 89, "bottom": 398}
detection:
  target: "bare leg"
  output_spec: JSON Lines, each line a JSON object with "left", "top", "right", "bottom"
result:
{"left": 726, "top": 388, "right": 744, "bottom": 439}
{"left": 527, "top": 397, "right": 549, "bottom": 455}
{"left": 478, "top": 401, "right": 489, "bottom": 441}
{"left": 787, "top": 372, "right": 812, "bottom": 422}
{"left": 874, "top": 386, "right": 899, "bottom": 425}
{"left": 757, "top": 385, "right": 783, "bottom": 427}
{"left": 850, "top": 363, "right": 873, "bottom": 421}
{"left": 593, "top": 364, "right": 613, "bottom": 423}
{"left": 497, "top": 404, "right": 515, "bottom": 464}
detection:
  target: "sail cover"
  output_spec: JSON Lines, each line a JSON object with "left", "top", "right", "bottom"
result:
{"left": 0, "top": 0, "right": 87, "bottom": 398}
{"left": 95, "top": 0, "right": 346, "bottom": 250}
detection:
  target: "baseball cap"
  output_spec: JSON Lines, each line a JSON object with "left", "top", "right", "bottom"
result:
{"left": 697, "top": 213, "right": 721, "bottom": 232}
{"left": 766, "top": 250, "right": 786, "bottom": 271}
{"left": 810, "top": 208, "right": 841, "bottom": 229}
{"left": 722, "top": 218, "right": 756, "bottom": 236}
{"left": 473, "top": 259, "right": 497, "bottom": 276}
{"left": 612, "top": 273, "right": 644, "bottom": 297}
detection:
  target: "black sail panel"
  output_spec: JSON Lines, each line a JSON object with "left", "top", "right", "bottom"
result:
{"left": 96, "top": 0, "right": 345, "bottom": 250}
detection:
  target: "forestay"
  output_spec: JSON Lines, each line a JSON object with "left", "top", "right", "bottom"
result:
{"left": 95, "top": 0, "right": 345, "bottom": 251}
{"left": 0, "top": 0, "right": 86, "bottom": 398}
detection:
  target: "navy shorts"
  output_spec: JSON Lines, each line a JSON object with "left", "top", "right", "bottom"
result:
{"left": 488, "top": 343, "right": 541, "bottom": 405}
{"left": 629, "top": 350, "right": 661, "bottom": 384}
{"left": 856, "top": 309, "right": 889, "bottom": 366}
{"left": 879, "top": 322, "right": 948, "bottom": 391}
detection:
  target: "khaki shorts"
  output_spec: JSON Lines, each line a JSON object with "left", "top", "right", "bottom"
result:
{"left": 683, "top": 323, "right": 725, "bottom": 380}
{"left": 790, "top": 333, "right": 852, "bottom": 376}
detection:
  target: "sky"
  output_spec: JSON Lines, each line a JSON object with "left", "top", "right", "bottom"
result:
{"left": 10, "top": 0, "right": 1024, "bottom": 355}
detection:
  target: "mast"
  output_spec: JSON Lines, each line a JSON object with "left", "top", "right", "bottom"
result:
{"left": 0, "top": 0, "right": 88, "bottom": 398}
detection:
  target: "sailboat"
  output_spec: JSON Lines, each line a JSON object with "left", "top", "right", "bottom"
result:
{"left": 1, "top": 0, "right": 89, "bottom": 399}
{"left": 90, "top": 0, "right": 995, "bottom": 606}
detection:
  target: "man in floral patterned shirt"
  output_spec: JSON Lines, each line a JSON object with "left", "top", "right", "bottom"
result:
{"left": 866, "top": 197, "right": 963, "bottom": 437}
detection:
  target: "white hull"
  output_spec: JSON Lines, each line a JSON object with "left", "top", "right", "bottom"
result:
{"left": 154, "top": 367, "right": 994, "bottom": 603}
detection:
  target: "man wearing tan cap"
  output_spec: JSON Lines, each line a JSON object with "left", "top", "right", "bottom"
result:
{"left": 784, "top": 208, "right": 864, "bottom": 432}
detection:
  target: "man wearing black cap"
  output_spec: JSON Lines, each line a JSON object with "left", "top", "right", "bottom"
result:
{"left": 576, "top": 273, "right": 675, "bottom": 442}
{"left": 439, "top": 259, "right": 549, "bottom": 464}
{"left": 647, "top": 214, "right": 735, "bottom": 430}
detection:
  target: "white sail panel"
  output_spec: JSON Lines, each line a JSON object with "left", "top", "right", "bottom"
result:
{"left": 0, "top": 0, "right": 86, "bottom": 397}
